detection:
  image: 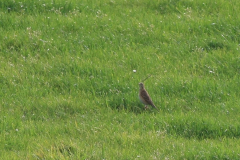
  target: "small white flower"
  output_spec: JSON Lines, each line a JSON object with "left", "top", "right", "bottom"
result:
{"left": 133, "top": 70, "right": 136, "bottom": 73}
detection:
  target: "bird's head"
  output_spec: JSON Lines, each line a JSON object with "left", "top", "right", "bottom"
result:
{"left": 139, "top": 82, "right": 144, "bottom": 89}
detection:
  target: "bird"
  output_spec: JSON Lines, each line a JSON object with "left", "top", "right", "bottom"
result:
{"left": 139, "top": 82, "right": 159, "bottom": 111}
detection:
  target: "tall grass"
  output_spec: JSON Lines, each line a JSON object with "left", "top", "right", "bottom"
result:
{"left": 0, "top": 0, "right": 240, "bottom": 159}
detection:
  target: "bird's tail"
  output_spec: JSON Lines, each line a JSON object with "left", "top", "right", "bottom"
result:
{"left": 152, "top": 104, "right": 159, "bottom": 111}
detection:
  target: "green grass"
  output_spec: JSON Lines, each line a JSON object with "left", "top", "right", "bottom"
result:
{"left": 0, "top": 0, "right": 240, "bottom": 159}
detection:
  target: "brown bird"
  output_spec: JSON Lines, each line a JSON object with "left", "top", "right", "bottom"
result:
{"left": 139, "top": 82, "right": 159, "bottom": 111}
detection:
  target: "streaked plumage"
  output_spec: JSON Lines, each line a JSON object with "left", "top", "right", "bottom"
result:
{"left": 139, "top": 82, "right": 159, "bottom": 111}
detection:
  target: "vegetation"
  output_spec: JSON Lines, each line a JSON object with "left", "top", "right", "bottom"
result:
{"left": 0, "top": 0, "right": 239, "bottom": 159}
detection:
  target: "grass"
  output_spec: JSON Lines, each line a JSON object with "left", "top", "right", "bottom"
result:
{"left": 0, "top": 0, "right": 240, "bottom": 159}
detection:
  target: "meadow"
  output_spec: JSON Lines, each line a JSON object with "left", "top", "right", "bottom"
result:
{"left": 0, "top": 0, "right": 240, "bottom": 159}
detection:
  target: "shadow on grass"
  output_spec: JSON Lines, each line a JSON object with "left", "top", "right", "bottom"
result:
{"left": 107, "top": 97, "right": 159, "bottom": 114}
{"left": 205, "top": 41, "right": 230, "bottom": 51}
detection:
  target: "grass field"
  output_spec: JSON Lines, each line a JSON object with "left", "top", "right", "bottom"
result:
{"left": 0, "top": 0, "right": 240, "bottom": 159}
